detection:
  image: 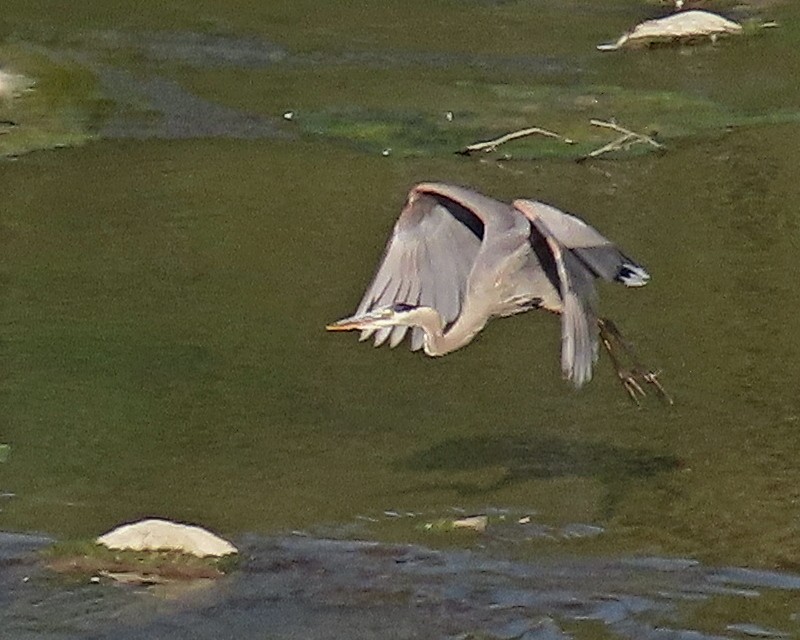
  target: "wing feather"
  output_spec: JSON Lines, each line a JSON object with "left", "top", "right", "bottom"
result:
{"left": 388, "top": 276, "right": 414, "bottom": 347}
{"left": 513, "top": 199, "right": 649, "bottom": 286}
{"left": 373, "top": 326, "right": 393, "bottom": 347}
{"left": 517, "top": 200, "right": 611, "bottom": 248}
{"left": 515, "top": 201, "right": 599, "bottom": 387}
{"left": 352, "top": 189, "right": 482, "bottom": 350}
{"left": 546, "top": 237, "right": 599, "bottom": 387}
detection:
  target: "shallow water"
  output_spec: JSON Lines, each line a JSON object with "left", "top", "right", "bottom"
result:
{"left": 5, "top": 531, "right": 800, "bottom": 639}
{"left": 2, "top": 0, "right": 800, "bottom": 636}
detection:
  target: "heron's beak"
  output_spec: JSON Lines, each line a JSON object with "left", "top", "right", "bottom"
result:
{"left": 326, "top": 309, "right": 385, "bottom": 331}
{"left": 326, "top": 317, "right": 362, "bottom": 331}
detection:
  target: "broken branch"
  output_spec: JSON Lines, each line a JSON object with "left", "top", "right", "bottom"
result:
{"left": 577, "top": 119, "right": 664, "bottom": 161}
{"left": 458, "top": 126, "right": 574, "bottom": 156}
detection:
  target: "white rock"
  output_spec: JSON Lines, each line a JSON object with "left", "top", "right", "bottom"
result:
{"left": 0, "top": 69, "right": 34, "bottom": 100}
{"left": 96, "top": 519, "right": 237, "bottom": 557}
{"left": 598, "top": 10, "right": 742, "bottom": 51}
{"left": 452, "top": 515, "right": 488, "bottom": 532}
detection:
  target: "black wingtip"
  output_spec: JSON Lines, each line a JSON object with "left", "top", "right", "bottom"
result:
{"left": 616, "top": 264, "right": 650, "bottom": 287}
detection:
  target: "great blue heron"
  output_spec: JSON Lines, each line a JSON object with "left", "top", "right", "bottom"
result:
{"left": 327, "top": 183, "right": 670, "bottom": 403}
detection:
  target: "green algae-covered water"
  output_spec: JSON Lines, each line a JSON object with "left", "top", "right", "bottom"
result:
{"left": 2, "top": 0, "right": 800, "bottom": 588}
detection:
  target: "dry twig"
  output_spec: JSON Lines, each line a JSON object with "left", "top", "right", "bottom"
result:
{"left": 578, "top": 119, "right": 664, "bottom": 161}
{"left": 458, "top": 126, "right": 574, "bottom": 156}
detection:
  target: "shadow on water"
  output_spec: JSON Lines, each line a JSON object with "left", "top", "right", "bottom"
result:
{"left": 403, "top": 433, "right": 681, "bottom": 481}
{"left": 398, "top": 435, "right": 681, "bottom": 517}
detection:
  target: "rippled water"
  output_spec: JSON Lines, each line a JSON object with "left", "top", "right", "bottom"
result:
{"left": 2, "top": 0, "right": 800, "bottom": 636}
{"left": 4, "top": 531, "right": 800, "bottom": 639}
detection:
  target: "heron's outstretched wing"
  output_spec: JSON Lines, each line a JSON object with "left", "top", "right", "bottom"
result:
{"left": 550, "top": 240, "right": 599, "bottom": 387}
{"left": 354, "top": 186, "right": 483, "bottom": 350}
{"left": 515, "top": 200, "right": 599, "bottom": 387}
{"left": 513, "top": 200, "right": 649, "bottom": 286}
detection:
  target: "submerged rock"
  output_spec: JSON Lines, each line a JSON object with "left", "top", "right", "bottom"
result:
{"left": 0, "top": 69, "right": 34, "bottom": 100}
{"left": 96, "top": 518, "right": 237, "bottom": 557}
{"left": 598, "top": 10, "right": 743, "bottom": 51}
{"left": 424, "top": 515, "right": 490, "bottom": 533}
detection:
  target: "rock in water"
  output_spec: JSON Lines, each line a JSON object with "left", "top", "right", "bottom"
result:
{"left": 96, "top": 519, "right": 238, "bottom": 557}
{"left": 598, "top": 10, "right": 742, "bottom": 51}
{"left": 0, "top": 69, "right": 34, "bottom": 100}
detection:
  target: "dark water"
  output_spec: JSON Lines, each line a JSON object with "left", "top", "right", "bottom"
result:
{"left": 4, "top": 531, "right": 800, "bottom": 639}
{"left": 2, "top": 0, "right": 800, "bottom": 636}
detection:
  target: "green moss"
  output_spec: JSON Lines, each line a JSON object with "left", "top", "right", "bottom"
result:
{"left": 41, "top": 539, "right": 239, "bottom": 581}
{"left": 286, "top": 83, "right": 800, "bottom": 159}
{"left": 0, "top": 44, "right": 108, "bottom": 157}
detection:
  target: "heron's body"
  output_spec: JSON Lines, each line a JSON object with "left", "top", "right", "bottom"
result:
{"left": 328, "top": 183, "right": 667, "bottom": 401}
{"left": 376, "top": 185, "right": 558, "bottom": 357}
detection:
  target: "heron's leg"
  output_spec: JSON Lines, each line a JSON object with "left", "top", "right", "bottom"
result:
{"left": 598, "top": 318, "right": 673, "bottom": 405}
{"left": 597, "top": 318, "right": 646, "bottom": 404}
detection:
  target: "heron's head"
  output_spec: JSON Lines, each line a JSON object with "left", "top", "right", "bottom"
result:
{"left": 326, "top": 303, "right": 421, "bottom": 331}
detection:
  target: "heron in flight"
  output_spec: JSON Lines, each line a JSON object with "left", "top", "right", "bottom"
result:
{"left": 327, "top": 183, "right": 670, "bottom": 403}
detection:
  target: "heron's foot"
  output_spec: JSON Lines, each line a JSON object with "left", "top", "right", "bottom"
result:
{"left": 615, "top": 367, "right": 674, "bottom": 406}
{"left": 617, "top": 369, "right": 646, "bottom": 404}
{"left": 598, "top": 317, "right": 673, "bottom": 406}
{"left": 641, "top": 369, "right": 674, "bottom": 405}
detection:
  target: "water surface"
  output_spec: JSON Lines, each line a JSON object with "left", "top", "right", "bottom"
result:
{"left": 2, "top": 0, "right": 800, "bottom": 626}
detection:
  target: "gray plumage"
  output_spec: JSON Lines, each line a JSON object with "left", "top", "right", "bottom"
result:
{"left": 328, "top": 183, "right": 652, "bottom": 389}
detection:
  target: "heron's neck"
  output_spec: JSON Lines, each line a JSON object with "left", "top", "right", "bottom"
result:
{"left": 409, "top": 307, "right": 483, "bottom": 356}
